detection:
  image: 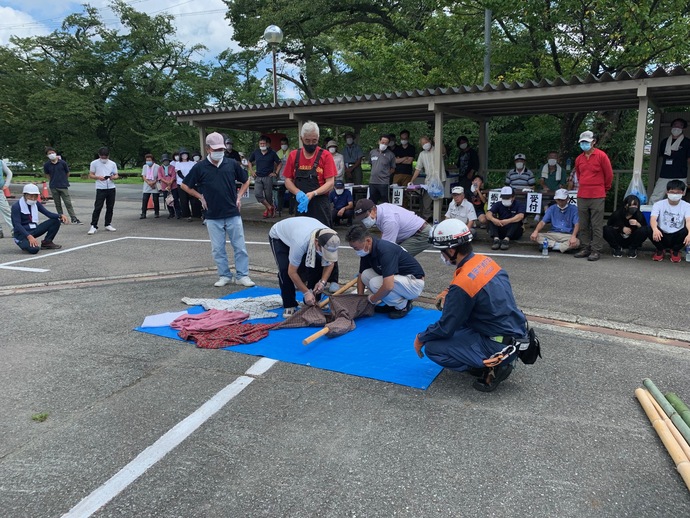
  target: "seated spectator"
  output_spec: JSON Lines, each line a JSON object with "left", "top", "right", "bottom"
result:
{"left": 326, "top": 140, "right": 345, "bottom": 182}
{"left": 11, "top": 183, "right": 69, "bottom": 253}
{"left": 346, "top": 224, "right": 425, "bottom": 320}
{"left": 646, "top": 179, "right": 690, "bottom": 262}
{"left": 486, "top": 186, "right": 526, "bottom": 250}
{"left": 530, "top": 189, "right": 580, "bottom": 252}
{"left": 329, "top": 179, "right": 353, "bottom": 226}
{"left": 603, "top": 194, "right": 647, "bottom": 258}
{"left": 468, "top": 174, "right": 488, "bottom": 228}
{"left": 444, "top": 186, "right": 477, "bottom": 236}
{"left": 505, "top": 154, "right": 535, "bottom": 191}
{"left": 353, "top": 198, "right": 431, "bottom": 256}
{"left": 539, "top": 151, "right": 565, "bottom": 194}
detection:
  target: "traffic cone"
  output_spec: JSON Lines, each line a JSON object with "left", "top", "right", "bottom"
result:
{"left": 147, "top": 196, "right": 154, "bottom": 210}
{"left": 41, "top": 181, "right": 52, "bottom": 200}
{"left": 2, "top": 185, "right": 11, "bottom": 199}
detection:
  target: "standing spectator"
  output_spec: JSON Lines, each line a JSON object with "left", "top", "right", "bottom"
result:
{"left": 329, "top": 179, "right": 353, "bottom": 227}
{"left": 43, "top": 147, "right": 81, "bottom": 224}
{"left": 646, "top": 179, "right": 690, "bottom": 262}
{"left": 455, "top": 136, "right": 480, "bottom": 192}
{"left": 650, "top": 118, "right": 690, "bottom": 203}
{"left": 539, "top": 151, "right": 565, "bottom": 194}
{"left": 0, "top": 157, "right": 14, "bottom": 238}
{"left": 223, "top": 136, "right": 242, "bottom": 162}
{"left": 573, "top": 131, "right": 613, "bottom": 262}
{"left": 326, "top": 140, "right": 345, "bottom": 182}
{"left": 392, "top": 129, "right": 416, "bottom": 186}
{"left": 444, "top": 186, "right": 477, "bottom": 236}
{"left": 248, "top": 135, "right": 281, "bottom": 218}
{"left": 180, "top": 132, "right": 255, "bottom": 288}
{"left": 408, "top": 136, "right": 447, "bottom": 221}
{"left": 87, "top": 147, "right": 119, "bottom": 235}
{"left": 158, "top": 153, "right": 180, "bottom": 219}
{"left": 468, "top": 175, "right": 488, "bottom": 228}
{"left": 140, "top": 153, "right": 160, "bottom": 219}
{"left": 603, "top": 194, "right": 647, "bottom": 258}
{"left": 176, "top": 149, "right": 200, "bottom": 221}
{"left": 486, "top": 186, "right": 526, "bottom": 250}
{"left": 277, "top": 136, "right": 294, "bottom": 214}
{"left": 342, "top": 131, "right": 364, "bottom": 185}
{"left": 530, "top": 189, "right": 580, "bottom": 253}
{"left": 505, "top": 154, "right": 535, "bottom": 191}
{"left": 368, "top": 134, "right": 396, "bottom": 204}
{"left": 11, "top": 184, "right": 69, "bottom": 253}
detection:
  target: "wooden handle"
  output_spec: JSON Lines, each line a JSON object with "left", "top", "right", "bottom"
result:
{"left": 318, "top": 277, "right": 359, "bottom": 308}
{"left": 303, "top": 327, "right": 330, "bottom": 345}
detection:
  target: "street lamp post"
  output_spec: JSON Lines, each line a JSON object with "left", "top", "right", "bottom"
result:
{"left": 263, "top": 25, "right": 284, "bottom": 104}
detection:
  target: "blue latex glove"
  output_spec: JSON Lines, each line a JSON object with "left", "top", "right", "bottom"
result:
{"left": 296, "top": 190, "right": 310, "bottom": 213}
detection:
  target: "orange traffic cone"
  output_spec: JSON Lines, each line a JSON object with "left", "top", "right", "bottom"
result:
{"left": 41, "top": 181, "right": 51, "bottom": 200}
{"left": 147, "top": 196, "right": 154, "bottom": 210}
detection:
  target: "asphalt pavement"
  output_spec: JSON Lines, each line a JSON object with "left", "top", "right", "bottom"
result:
{"left": 1, "top": 183, "right": 689, "bottom": 517}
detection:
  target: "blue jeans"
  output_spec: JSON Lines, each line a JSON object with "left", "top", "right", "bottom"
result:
{"left": 205, "top": 216, "right": 250, "bottom": 279}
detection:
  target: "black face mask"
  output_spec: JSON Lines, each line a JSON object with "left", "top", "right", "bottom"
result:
{"left": 627, "top": 206, "right": 638, "bottom": 215}
{"left": 303, "top": 144, "right": 317, "bottom": 153}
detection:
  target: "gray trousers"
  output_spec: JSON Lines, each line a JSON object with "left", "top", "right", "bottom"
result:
{"left": 399, "top": 223, "right": 432, "bottom": 257}
{"left": 50, "top": 188, "right": 77, "bottom": 220}
{"left": 577, "top": 197, "right": 605, "bottom": 252}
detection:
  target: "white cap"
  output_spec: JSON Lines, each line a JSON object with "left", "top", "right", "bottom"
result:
{"left": 554, "top": 188, "right": 568, "bottom": 200}
{"left": 514, "top": 153, "right": 526, "bottom": 161}
{"left": 500, "top": 186, "right": 514, "bottom": 197}
{"left": 451, "top": 186, "right": 464, "bottom": 195}
{"left": 578, "top": 131, "right": 594, "bottom": 143}
{"left": 23, "top": 184, "right": 40, "bottom": 195}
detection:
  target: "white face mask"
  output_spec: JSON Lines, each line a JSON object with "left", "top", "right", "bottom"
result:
{"left": 335, "top": 189, "right": 344, "bottom": 195}
{"left": 470, "top": 184, "right": 477, "bottom": 193}
{"left": 281, "top": 144, "right": 288, "bottom": 151}
{"left": 548, "top": 158, "right": 557, "bottom": 166}
{"left": 355, "top": 248, "right": 369, "bottom": 257}
{"left": 173, "top": 155, "right": 180, "bottom": 161}
{"left": 667, "top": 193, "right": 683, "bottom": 202}
{"left": 459, "top": 143, "right": 468, "bottom": 150}
{"left": 400, "top": 139, "right": 408, "bottom": 146}
{"left": 193, "top": 156, "right": 201, "bottom": 162}
{"left": 362, "top": 215, "right": 376, "bottom": 228}
{"left": 329, "top": 147, "right": 337, "bottom": 154}
{"left": 100, "top": 158, "right": 109, "bottom": 164}
{"left": 671, "top": 127, "right": 683, "bottom": 137}
{"left": 379, "top": 143, "right": 388, "bottom": 152}
{"left": 47, "top": 153, "right": 57, "bottom": 161}
{"left": 346, "top": 138, "right": 354, "bottom": 145}
{"left": 515, "top": 162, "right": 525, "bottom": 171}
{"left": 502, "top": 199, "right": 512, "bottom": 207}
{"left": 26, "top": 198, "right": 37, "bottom": 206}
{"left": 422, "top": 143, "right": 432, "bottom": 151}
{"left": 259, "top": 145, "right": 268, "bottom": 151}
{"left": 210, "top": 151, "right": 225, "bottom": 161}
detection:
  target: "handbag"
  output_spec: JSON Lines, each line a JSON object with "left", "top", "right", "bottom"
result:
{"left": 165, "top": 192, "right": 174, "bottom": 207}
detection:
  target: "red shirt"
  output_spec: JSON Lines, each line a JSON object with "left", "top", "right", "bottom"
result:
{"left": 283, "top": 147, "right": 337, "bottom": 186}
{"left": 574, "top": 147, "right": 613, "bottom": 199}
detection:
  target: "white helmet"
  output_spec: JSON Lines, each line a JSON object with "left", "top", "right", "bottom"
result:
{"left": 23, "top": 184, "right": 40, "bottom": 195}
{"left": 429, "top": 219, "right": 473, "bottom": 249}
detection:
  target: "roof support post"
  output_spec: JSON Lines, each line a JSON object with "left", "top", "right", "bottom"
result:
{"left": 632, "top": 86, "right": 650, "bottom": 199}
{"left": 647, "top": 110, "right": 662, "bottom": 200}
{"left": 478, "top": 118, "right": 490, "bottom": 177}
{"left": 433, "top": 110, "right": 444, "bottom": 222}
{"left": 196, "top": 124, "right": 207, "bottom": 158}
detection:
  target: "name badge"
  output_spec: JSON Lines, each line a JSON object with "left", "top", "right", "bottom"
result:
{"left": 666, "top": 159, "right": 673, "bottom": 165}
{"left": 29, "top": 223, "right": 37, "bottom": 229}
{"left": 371, "top": 156, "right": 378, "bottom": 161}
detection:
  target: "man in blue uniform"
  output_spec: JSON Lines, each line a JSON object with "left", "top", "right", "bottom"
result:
{"left": 415, "top": 219, "right": 528, "bottom": 392}
{"left": 11, "top": 183, "right": 69, "bottom": 253}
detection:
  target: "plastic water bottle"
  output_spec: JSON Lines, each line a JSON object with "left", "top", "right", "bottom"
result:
{"left": 566, "top": 157, "right": 572, "bottom": 171}
{"left": 542, "top": 238, "right": 549, "bottom": 256}
{"left": 686, "top": 245, "right": 690, "bottom": 262}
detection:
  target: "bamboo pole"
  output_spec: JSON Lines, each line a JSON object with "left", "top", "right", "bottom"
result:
{"left": 317, "top": 277, "right": 358, "bottom": 309}
{"left": 666, "top": 392, "right": 690, "bottom": 428}
{"left": 648, "top": 391, "right": 690, "bottom": 462}
{"left": 643, "top": 378, "right": 690, "bottom": 445}
{"left": 635, "top": 388, "right": 690, "bottom": 491}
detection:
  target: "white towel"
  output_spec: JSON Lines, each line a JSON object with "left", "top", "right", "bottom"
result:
{"left": 19, "top": 197, "right": 39, "bottom": 228}
{"left": 664, "top": 135, "right": 684, "bottom": 156}
{"left": 540, "top": 164, "right": 562, "bottom": 182}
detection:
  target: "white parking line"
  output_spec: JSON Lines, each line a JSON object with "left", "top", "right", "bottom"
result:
{"left": 61, "top": 357, "right": 276, "bottom": 518}
{"left": 0, "top": 265, "right": 50, "bottom": 272}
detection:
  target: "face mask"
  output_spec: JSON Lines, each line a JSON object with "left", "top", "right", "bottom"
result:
{"left": 26, "top": 199, "right": 37, "bottom": 206}
{"left": 303, "top": 143, "right": 317, "bottom": 153}
{"left": 470, "top": 184, "right": 477, "bottom": 193}
{"left": 400, "top": 139, "right": 408, "bottom": 146}
{"left": 667, "top": 193, "right": 683, "bottom": 202}
{"left": 174, "top": 155, "right": 180, "bottom": 161}
{"left": 580, "top": 142, "right": 592, "bottom": 152}
{"left": 671, "top": 128, "right": 683, "bottom": 137}
{"left": 355, "top": 248, "right": 369, "bottom": 257}
{"left": 379, "top": 144, "right": 388, "bottom": 152}
{"left": 388, "top": 142, "right": 395, "bottom": 148}
{"left": 100, "top": 158, "right": 109, "bottom": 164}
{"left": 501, "top": 199, "right": 512, "bottom": 207}
{"left": 515, "top": 162, "right": 524, "bottom": 171}
{"left": 362, "top": 215, "right": 375, "bottom": 228}
{"left": 346, "top": 138, "right": 354, "bottom": 145}
{"left": 225, "top": 145, "right": 232, "bottom": 151}
{"left": 47, "top": 153, "right": 57, "bottom": 161}
{"left": 146, "top": 161, "right": 153, "bottom": 167}
{"left": 193, "top": 156, "right": 200, "bottom": 162}
{"left": 281, "top": 144, "right": 288, "bottom": 151}
{"left": 259, "top": 146, "right": 267, "bottom": 151}
{"left": 329, "top": 147, "right": 337, "bottom": 154}
{"left": 459, "top": 143, "right": 468, "bottom": 150}
{"left": 335, "top": 189, "right": 344, "bottom": 195}
{"left": 163, "top": 161, "right": 170, "bottom": 167}
{"left": 440, "top": 254, "right": 453, "bottom": 266}
{"left": 210, "top": 151, "right": 225, "bottom": 161}
{"left": 422, "top": 143, "right": 432, "bottom": 151}
{"left": 627, "top": 206, "right": 638, "bottom": 215}
{"left": 548, "top": 159, "right": 557, "bottom": 166}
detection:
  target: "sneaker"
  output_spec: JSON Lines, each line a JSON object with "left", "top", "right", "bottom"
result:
{"left": 652, "top": 250, "right": 664, "bottom": 261}
{"left": 214, "top": 276, "right": 233, "bottom": 287}
{"left": 139, "top": 214, "right": 146, "bottom": 219}
{"left": 283, "top": 307, "right": 298, "bottom": 318}
{"left": 71, "top": 218, "right": 83, "bottom": 225}
{"left": 389, "top": 300, "right": 413, "bottom": 319}
{"left": 627, "top": 248, "right": 637, "bottom": 259}
{"left": 105, "top": 225, "right": 116, "bottom": 232}
{"left": 0, "top": 229, "right": 4, "bottom": 238}
{"left": 329, "top": 282, "right": 340, "bottom": 294}
{"left": 491, "top": 238, "right": 501, "bottom": 250}
{"left": 87, "top": 226, "right": 97, "bottom": 235}
{"left": 612, "top": 247, "right": 623, "bottom": 258}
{"left": 40, "top": 241, "right": 62, "bottom": 250}
{"left": 373, "top": 304, "right": 396, "bottom": 314}
{"left": 473, "top": 363, "right": 514, "bottom": 392}
{"left": 262, "top": 209, "right": 269, "bottom": 218}
{"left": 235, "top": 276, "right": 256, "bottom": 287}
{"left": 587, "top": 251, "right": 600, "bottom": 261}
{"left": 499, "top": 238, "right": 510, "bottom": 250}
{"left": 574, "top": 248, "right": 591, "bottom": 258}
{"left": 671, "top": 250, "right": 682, "bottom": 263}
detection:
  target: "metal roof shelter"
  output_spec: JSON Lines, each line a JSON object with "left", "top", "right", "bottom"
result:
{"left": 171, "top": 67, "right": 690, "bottom": 214}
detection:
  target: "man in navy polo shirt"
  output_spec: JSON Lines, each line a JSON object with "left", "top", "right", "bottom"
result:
{"left": 486, "top": 186, "right": 526, "bottom": 250}
{"left": 248, "top": 135, "right": 281, "bottom": 218}
{"left": 329, "top": 179, "right": 353, "bottom": 226}
{"left": 181, "top": 132, "right": 255, "bottom": 288}
{"left": 43, "top": 147, "right": 81, "bottom": 224}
